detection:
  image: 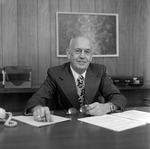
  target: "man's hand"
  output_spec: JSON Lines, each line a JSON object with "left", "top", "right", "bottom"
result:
{"left": 85, "top": 102, "right": 111, "bottom": 116}
{"left": 32, "top": 106, "right": 53, "bottom": 122}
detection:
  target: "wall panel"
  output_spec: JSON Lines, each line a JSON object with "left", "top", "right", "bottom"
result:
{"left": 38, "top": 0, "right": 51, "bottom": 84}
{"left": 143, "top": 0, "right": 150, "bottom": 84}
{"left": 116, "top": 0, "right": 133, "bottom": 76}
{"left": 18, "top": 0, "right": 38, "bottom": 86}
{"left": 50, "top": 0, "right": 59, "bottom": 67}
{"left": 0, "top": 0, "right": 2, "bottom": 66}
{"left": 71, "top": 0, "right": 79, "bottom": 12}
{"left": 79, "top": 0, "right": 95, "bottom": 12}
{"left": 132, "top": 0, "right": 144, "bottom": 77}
{"left": 2, "top": 0, "right": 18, "bottom": 66}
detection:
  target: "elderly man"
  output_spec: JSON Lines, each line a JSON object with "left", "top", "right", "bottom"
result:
{"left": 24, "top": 36, "right": 127, "bottom": 122}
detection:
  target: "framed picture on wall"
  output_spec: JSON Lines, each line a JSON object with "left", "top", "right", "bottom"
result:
{"left": 56, "top": 12, "right": 119, "bottom": 57}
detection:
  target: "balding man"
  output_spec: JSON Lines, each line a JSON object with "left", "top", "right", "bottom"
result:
{"left": 24, "top": 36, "right": 127, "bottom": 122}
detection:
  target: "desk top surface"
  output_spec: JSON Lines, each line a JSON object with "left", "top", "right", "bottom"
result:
{"left": 0, "top": 83, "right": 150, "bottom": 93}
{"left": 0, "top": 107, "right": 150, "bottom": 149}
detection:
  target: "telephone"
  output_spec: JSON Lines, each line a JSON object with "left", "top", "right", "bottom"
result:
{"left": 0, "top": 108, "right": 17, "bottom": 127}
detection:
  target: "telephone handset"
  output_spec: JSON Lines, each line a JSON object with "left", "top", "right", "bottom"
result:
{"left": 0, "top": 108, "right": 17, "bottom": 127}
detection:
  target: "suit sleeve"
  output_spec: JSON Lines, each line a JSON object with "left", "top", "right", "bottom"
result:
{"left": 23, "top": 68, "right": 57, "bottom": 114}
{"left": 100, "top": 66, "right": 127, "bottom": 111}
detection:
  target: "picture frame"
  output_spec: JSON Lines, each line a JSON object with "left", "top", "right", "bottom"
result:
{"left": 56, "top": 12, "right": 119, "bottom": 57}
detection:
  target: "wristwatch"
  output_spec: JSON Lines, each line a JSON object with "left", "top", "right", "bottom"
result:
{"left": 109, "top": 103, "right": 115, "bottom": 113}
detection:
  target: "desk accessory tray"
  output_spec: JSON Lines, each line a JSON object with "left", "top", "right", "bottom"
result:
{"left": 4, "top": 66, "right": 31, "bottom": 88}
{"left": 111, "top": 76, "right": 144, "bottom": 86}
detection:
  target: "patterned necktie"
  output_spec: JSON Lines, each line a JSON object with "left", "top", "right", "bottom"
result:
{"left": 77, "top": 75, "right": 85, "bottom": 106}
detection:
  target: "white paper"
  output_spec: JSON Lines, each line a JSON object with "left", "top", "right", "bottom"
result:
{"left": 13, "top": 115, "right": 71, "bottom": 127}
{"left": 78, "top": 115, "right": 146, "bottom": 131}
{"left": 112, "top": 110, "right": 150, "bottom": 123}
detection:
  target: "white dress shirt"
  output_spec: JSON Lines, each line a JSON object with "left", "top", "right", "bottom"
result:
{"left": 70, "top": 65, "right": 86, "bottom": 86}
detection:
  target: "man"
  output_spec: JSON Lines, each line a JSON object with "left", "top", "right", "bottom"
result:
{"left": 24, "top": 36, "right": 127, "bottom": 122}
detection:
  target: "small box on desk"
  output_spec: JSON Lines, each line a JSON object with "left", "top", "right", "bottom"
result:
{"left": 111, "top": 77, "right": 144, "bottom": 86}
{"left": 4, "top": 66, "right": 31, "bottom": 88}
{"left": 0, "top": 67, "right": 4, "bottom": 88}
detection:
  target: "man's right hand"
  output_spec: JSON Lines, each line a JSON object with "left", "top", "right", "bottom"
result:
{"left": 32, "top": 106, "right": 53, "bottom": 122}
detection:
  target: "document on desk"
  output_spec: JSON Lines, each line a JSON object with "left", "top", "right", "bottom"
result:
{"left": 13, "top": 115, "right": 71, "bottom": 127}
{"left": 78, "top": 115, "right": 146, "bottom": 132}
{"left": 112, "top": 110, "right": 150, "bottom": 124}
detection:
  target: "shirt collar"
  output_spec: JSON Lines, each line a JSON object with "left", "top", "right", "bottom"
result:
{"left": 70, "top": 65, "right": 86, "bottom": 82}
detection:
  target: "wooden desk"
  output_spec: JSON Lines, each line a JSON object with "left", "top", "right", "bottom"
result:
{"left": 0, "top": 87, "right": 39, "bottom": 112}
{"left": 0, "top": 107, "right": 150, "bottom": 149}
{"left": 0, "top": 85, "right": 150, "bottom": 111}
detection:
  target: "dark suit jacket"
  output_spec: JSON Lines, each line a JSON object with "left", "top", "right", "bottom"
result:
{"left": 24, "top": 62, "right": 127, "bottom": 112}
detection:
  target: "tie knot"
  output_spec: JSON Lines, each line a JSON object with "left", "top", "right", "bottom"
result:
{"left": 77, "top": 75, "right": 85, "bottom": 88}
{"left": 78, "top": 75, "right": 84, "bottom": 80}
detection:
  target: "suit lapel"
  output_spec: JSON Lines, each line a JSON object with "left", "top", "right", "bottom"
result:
{"left": 59, "top": 64, "right": 80, "bottom": 109}
{"left": 84, "top": 66, "right": 100, "bottom": 104}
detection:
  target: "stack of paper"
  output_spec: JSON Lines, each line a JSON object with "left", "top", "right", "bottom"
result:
{"left": 112, "top": 110, "right": 150, "bottom": 123}
{"left": 13, "top": 115, "right": 71, "bottom": 127}
{"left": 78, "top": 110, "right": 150, "bottom": 131}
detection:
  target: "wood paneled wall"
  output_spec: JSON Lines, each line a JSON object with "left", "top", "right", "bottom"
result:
{"left": 0, "top": 0, "right": 150, "bottom": 87}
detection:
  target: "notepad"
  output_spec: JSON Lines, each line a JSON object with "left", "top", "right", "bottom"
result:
{"left": 13, "top": 115, "right": 71, "bottom": 127}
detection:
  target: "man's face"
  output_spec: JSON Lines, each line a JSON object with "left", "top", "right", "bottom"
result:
{"left": 67, "top": 37, "right": 93, "bottom": 74}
